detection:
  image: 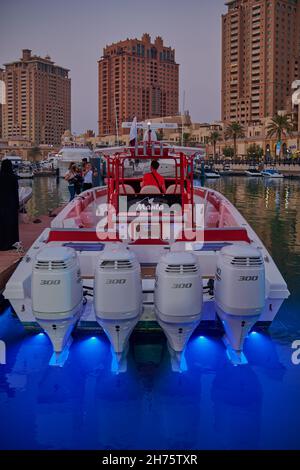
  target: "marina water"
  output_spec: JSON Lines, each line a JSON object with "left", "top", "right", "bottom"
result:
{"left": 0, "top": 176, "right": 300, "bottom": 450}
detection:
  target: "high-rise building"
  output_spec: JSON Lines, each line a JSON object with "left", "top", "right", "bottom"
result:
{"left": 98, "top": 33, "right": 179, "bottom": 136}
{"left": 222, "top": 0, "right": 300, "bottom": 125}
{"left": 1, "top": 49, "right": 71, "bottom": 145}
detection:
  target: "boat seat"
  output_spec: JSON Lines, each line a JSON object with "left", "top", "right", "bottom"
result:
{"left": 119, "top": 184, "right": 135, "bottom": 195}
{"left": 207, "top": 212, "right": 219, "bottom": 228}
{"left": 80, "top": 211, "right": 96, "bottom": 228}
{"left": 166, "top": 184, "right": 182, "bottom": 194}
{"left": 140, "top": 185, "right": 161, "bottom": 194}
{"left": 63, "top": 217, "right": 82, "bottom": 228}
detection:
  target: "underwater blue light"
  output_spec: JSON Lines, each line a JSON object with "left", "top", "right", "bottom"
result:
{"left": 251, "top": 331, "right": 258, "bottom": 336}
{"left": 37, "top": 333, "right": 45, "bottom": 336}
{"left": 193, "top": 335, "right": 211, "bottom": 347}
{"left": 77, "top": 336, "right": 104, "bottom": 351}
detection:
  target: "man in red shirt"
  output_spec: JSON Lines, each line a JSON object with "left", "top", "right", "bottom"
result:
{"left": 141, "top": 160, "right": 166, "bottom": 193}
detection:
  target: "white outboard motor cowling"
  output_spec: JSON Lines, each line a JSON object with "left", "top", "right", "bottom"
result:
{"left": 94, "top": 248, "right": 142, "bottom": 371}
{"left": 215, "top": 244, "right": 265, "bottom": 360}
{"left": 155, "top": 252, "right": 203, "bottom": 368}
{"left": 32, "top": 246, "right": 83, "bottom": 354}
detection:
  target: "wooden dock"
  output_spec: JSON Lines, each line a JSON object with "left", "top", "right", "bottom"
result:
{"left": 0, "top": 207, "right": 63, "bottom": 293}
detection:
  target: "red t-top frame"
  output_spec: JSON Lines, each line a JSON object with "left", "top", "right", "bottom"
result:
{"left": 104, "top": 141, "right": 195, "bottom": 225}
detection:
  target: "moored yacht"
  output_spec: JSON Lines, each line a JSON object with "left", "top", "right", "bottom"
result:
{"left": 204, "top": 165, "right": 220, "bottom": 178}
{"left": 3, "top": 123, "right": 290, "bottom": 370}
{"left": 55, "top": 146, "right": 95, "bottom": 175}
{"left": 261, "top": 168, "right": 284, "bottom": 178}
{"left": 245, "top": 168, "right": 263, "bottom": 177}
{"left": 18, "top": 187, "right": 33, "bottom": 210}
{"left": 17, "top": 163, "right": 34, "bottom": 179}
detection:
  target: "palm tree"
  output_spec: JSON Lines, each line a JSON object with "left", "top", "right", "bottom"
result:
{"left": 183, "top": 132, "right": 191, "bottom": 146}
{"left": 28, "top": 146, "right": 41, "bottom": 162}
{"left": 209, "top": 131, "right": 222, "bottom": 158}
{"left": 225, "top": 121, "right": 245, "bottom": 158}
{"left": 247, "top": 143, "right": 263, "bottom": 161}
{"left": 266, "top": 114, "right": 293, "bottom": 143}
{"left": 223, "top": 146, "right": 234, "bottom": 158}
{"left": 156, "top": 129, "right": 164, "bottom": 141}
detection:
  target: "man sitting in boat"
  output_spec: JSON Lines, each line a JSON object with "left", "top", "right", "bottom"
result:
{"left": 141, "top": 160, "right": 166, "bottom": 193}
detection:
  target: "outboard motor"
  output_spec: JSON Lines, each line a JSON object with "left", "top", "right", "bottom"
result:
{"left": 155, "top": 252, "right": 203, "bottom": 371}
{"left": 215, "top": 244, "right": 265, "bottom": 364}
{"left": 32, "top": 246, "right": 83, "bottom": 364}
{"left": 94, "top": 247, "right": 142, "bottom": 372}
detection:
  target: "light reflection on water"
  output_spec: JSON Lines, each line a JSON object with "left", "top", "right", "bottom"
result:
{"left": 19, "top": 177, "right": 69, "bottom": 218}
{"left": 0, "top": 176, "right": 299, "bottom": 450}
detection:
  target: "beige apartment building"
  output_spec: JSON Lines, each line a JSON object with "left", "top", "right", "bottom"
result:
{"left": 222, "top": 0, "right": 300, "bottom": 125}
{"left": 98, "top": 33, "right": 179, "bottom": 136}
{"left": 1, "top": 49, "right": 71, "bottom": 145}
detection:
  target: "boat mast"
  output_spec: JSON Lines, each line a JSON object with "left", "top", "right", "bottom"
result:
{"left": 114, "top": 94, "right": 119, "bottom": 145}
{"left": 181, "top": 90, "right": 185, "bottom": 146}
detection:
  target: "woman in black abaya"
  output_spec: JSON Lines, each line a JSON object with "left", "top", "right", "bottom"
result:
{"left": 0, "top": 159, "right": 19, "bottom": 250}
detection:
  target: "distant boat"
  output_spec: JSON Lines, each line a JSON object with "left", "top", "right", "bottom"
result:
{"left": 245, "top": 168, "right": 263, "bottom": 177}
{"left": 218, "top": 162, "right": 233, "bottom": 176}
{"left": 18, "top": 187, "right": 32, "bottom": 210}
{"left": 261, "top": 169, "right": 284, "bottom": 178}
{"left": 17, "top": 164, "right": 34, "bottom": 179}
{"left": 38, "top": 156, "right": 59, "bottom": 170}
{"left": 1, "top": 155, "right": 23, "bottom": 174}
{"left": 204, "top": 166, "right": 220, "bottom": 178}
{"left": 56, "top": 147, "right": 95, "bottom": 175}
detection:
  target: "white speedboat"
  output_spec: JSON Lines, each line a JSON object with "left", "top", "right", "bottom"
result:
{"left": 219, "top": 164, "right": 233, "bottom": 176}
{"left": 56, "top": 146, "right": 94, "bottom": 176}
{"left": 4, "top": 127, "right": 290, "bottom": 371}
{"left": 1, "top": 155, "right": 23, "bottom": 173}
{"left": 17, "top": 164, "right": 34, "bottom": 179}
{"left": 261, "top": 169, "right": 284, "bottom": 178}
{"left": 245, "top": 168, "right": 263, "bottom": 177}
{"left": 204, "top": 166, "right": 220, "bottom": 178}
{"left": 18, "top": 187, "right": 32, "bottom": 210}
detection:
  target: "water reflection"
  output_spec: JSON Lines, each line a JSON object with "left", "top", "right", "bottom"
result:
{"left": 19, "top": 177, "right": 69, "bottom": 217}
{"left": 211, "top": 364, "right": 262, "bottom": 450}
{"left": 205, "top": 177, "right": 300, "bottom": 331}
{"left": 0, "top": 316, "right": 299, "bottom": 450}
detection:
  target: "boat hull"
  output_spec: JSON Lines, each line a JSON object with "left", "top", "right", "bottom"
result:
{"left": 3, "top": 184, "right": 290, "bottom": 366}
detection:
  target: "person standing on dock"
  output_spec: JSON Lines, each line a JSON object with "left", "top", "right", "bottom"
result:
{"left": 74, "top": 167, "right": 83, "bottom": 195}
{"left": 81, "top": 157, "right": 88, "bottom": 174}
{"left": 64, "top": 162, "right": 76, "bottom": 201}
{"left": 82, "top": 163, "right": 93, "bottom": 191}
{"left": 0, "top": 159, "right": 19, "bottom": 251}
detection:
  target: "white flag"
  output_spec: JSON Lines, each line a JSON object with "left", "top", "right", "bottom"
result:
{"left": 129, "top": 116, "right": 137, "bottom": 145}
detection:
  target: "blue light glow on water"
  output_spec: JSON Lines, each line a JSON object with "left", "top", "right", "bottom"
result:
{"left": 0, "top": 177, "right": 300, "bottom": 449}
